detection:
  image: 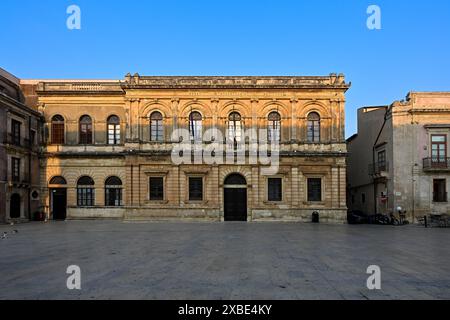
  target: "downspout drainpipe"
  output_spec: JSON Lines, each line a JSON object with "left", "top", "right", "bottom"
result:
{"left": 372, "top": 106, "right": 391, "bottom": 216}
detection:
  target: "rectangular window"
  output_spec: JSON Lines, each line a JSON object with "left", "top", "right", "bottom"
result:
{"left": 189, "top": 177, "right": 203, "bottom": 201}
{"left": 433, "top": 179, "right": 447, "bottom": 202}
{"left": 149, "top": 177, "right": 164, "bottom": 201}
{"left": 362, "top": 193, "right": 366, "bottom": 204}
{"left": 77, "top": 188, "right": 95, "bottom": 206}
{"left": 105, "top": 188, "right": 123, "bottom": 206}
{"left": 268, "top": 178, "right": 282, "bottom": 202}
{"left": 11, "top": 119, "right": 21, "bottom": 146}
{"left": 377, "top": 150, "right": 386, "bottom": 171}
{"left": 431, "top": 135, "right": 447, "bottom": 164}
{"left": 307, "top": 178, "right": 322, "bottom": 202}
{"left": 11, "top": 157, "right": 20, "bottom": 182}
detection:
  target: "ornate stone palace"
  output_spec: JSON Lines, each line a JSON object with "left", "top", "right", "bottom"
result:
{"left": 6, "top": 73, "right": 350, "bottom": 223}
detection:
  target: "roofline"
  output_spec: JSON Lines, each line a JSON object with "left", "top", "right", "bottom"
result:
{"left": 358, "top": 105, "right": 389, "bottom": 111}
{"left": 346, "top": 133, "right": 358, "bottom": 143}
{"left": 0, "top": 67, "right": 20, "bottom": 85}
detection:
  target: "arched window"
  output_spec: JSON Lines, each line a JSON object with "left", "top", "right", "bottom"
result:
{"left": 307, "top": 112, "right": 321, "bottom": 143}
{"left": 49, "top": 176, "right": 67, "bottom": 185}
{"left": 150, "top": 111, "right": 163, "bottom": 142}
{"left": 107, "top": 115, "right": 120, "bottom": 145}
{"left": 189, "top": 111, "right": 202, "bottom": 142}
{"left": 105, "top": 176, "right": 123, "bottom": 206}
{"left": 228, "top": 112, "right": 242, "bottom": 144}
{"left": 79, "top": 115, "right": 93, "bottom": 145}
{"left": 267, "top": 112, "right": 281, "bottom": 142}
{"left": 77, "top": 176, "right": 95, "bottom": 207}
{"left": 51, "top": 115, "right": 65, "bottom": 144}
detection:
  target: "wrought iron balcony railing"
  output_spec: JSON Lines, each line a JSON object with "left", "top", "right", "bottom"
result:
{"left": 423, "top": 158, "right": 450, "bottom": 171}
{"left": 369, "top": 161, "right": 389, "bottom": 176}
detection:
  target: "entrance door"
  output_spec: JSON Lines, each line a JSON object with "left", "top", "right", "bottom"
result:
{"left": 223, "top": 174, "right": 247, "bottom": 221}
{"left": 10, "top": 194, "right": 21, "bottom": 219}
{"left": 51, "top": 189, "right": 67, "bottom": 220}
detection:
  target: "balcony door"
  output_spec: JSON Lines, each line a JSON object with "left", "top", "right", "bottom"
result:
{"left": 431, "top": 135, "right": 447, "bottom": 166}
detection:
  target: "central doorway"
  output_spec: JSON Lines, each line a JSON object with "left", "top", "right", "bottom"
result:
{"left": 223, "top": 174, "right": 247, "bottom": 221}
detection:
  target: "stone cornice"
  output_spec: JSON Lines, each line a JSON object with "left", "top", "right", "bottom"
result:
{"left": 123, "top": 74, "right": 350, "bottom": 90}
{"left": 34, "top": 74, "right": 351, "bottom": 94}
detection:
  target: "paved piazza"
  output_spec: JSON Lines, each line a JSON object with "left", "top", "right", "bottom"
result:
{"left": 0, "top": 221, "right": 449, "bottom": 300}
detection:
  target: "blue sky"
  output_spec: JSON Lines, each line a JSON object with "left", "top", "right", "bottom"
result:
{"left": 1, "top": 0, "right": 449, "bottom": 136}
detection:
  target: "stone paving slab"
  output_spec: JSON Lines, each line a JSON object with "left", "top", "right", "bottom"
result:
{"left": 0, "top": 221, "right": 449, "bottom": 300}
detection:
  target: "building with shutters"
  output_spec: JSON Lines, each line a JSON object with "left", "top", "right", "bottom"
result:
{"left": 347, "top": 92, "right": 450, "bottom": 221}
{"left": 20, "top": 73, "right": 349, "bottom": 223}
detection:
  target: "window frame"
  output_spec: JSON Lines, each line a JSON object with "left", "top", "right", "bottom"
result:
{"left": 11, "top": 119, "right": 21, "bottom": 146}
{"left": 267, "top": 177, "right": 283, "bottom": 202}
{"left": 11, "top": 157, "right": 20, "bottom": 182}
{"left": 189, "top": 111, "right": 203, "bottom": 142}
{"left": 431, "top": 134, "right": 447, "bottom": 164}
{"left": 79, "top": 115, "right": 93, "bottom": 145}
{"left": 149, "top": 176, "right": 165, "bottom": 201}
{"left": 307, "top": 177, "right": 323, "bottom": 203}
{"left": 105, "top": 176, "right": 123, "bottom": 207}
{"left": 307, "top": 112, "right": 321, "bottom": 143}
{"left": 77, "top": 176, "right": 95, "bottom": 207}
{"left": 267, "top": 112, "right": 281, "bottom": 143}
{"left": 150, "top": 111, "right": 164, "bottom": 142}
{"left": 51, "top": 115, "right": 65, "bottom": 145}
{"left": 377, "top": 150, "right": 386, "bottom": 171}
{"left": 188, "top": 176, "right": 204, "bottom": 202}
{"left": 433, "top": 179, "right": 447, "bottom": 203}
{"left": 107, "top": 115, "right": 121, "bottom": 145}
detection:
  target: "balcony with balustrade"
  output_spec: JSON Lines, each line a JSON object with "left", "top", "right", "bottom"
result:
{"left": 423, "top": 158, "right": 450, "bottom": 172}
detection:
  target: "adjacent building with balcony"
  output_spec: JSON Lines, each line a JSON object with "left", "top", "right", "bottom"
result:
{"left": 0, "top": 68, "right": 42, "bottom": 223}
{"left": 347, "top": 92, "right": 450, "bottom": 221}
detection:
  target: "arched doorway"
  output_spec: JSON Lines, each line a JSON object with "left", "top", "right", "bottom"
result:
{"left": 49, "top": 176, "right": 67, "bottom": 220}
{"left": 10, "top": 194, "right": 21, "bottom": 219}
{"left": 223, "top": 174, "right": 247, "bottom": 221}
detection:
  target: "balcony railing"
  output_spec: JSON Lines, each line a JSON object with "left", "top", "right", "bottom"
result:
{"left": 369, "top": 161, "right": 389, "bottom": 176}
{"left": 3, "top": 133, "right": 31, "bottom": 148}
{"left": 423, "top": 158, "right": 450, "bottom": 171}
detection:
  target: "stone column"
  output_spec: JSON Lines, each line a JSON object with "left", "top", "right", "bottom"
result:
{"left": 291, "top": 167, "right": 299, "bottom": 207}
{"left": 171, "top": 98, "right": 180, "bottom": 135}
{"left": 290, "top": 98, "right": 298, "bottom": 141}
{"left": 331, "top": 166, "right": 339, "bottom": 208}
{"left": 211, "top": 98, "right": 219, "bottom": 141}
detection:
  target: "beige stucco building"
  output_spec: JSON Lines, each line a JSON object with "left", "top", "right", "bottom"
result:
{"left": 347, "top": 92, "right": 450, "bottom": 221}
{"left": 24, "top": 74, "right": 349, "bottom": 223}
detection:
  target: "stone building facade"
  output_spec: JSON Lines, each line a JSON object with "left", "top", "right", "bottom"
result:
{"left": 32, "top": 74, "right": 349, "bottom": 223}
{"left": 0, "top": 68, "right": 42, "bottom": 223}
{"left": 347, "top": 92, "right": 450, "bottom": 221}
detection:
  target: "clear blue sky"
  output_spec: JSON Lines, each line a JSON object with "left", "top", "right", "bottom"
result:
{"left": 1, "top": 0, "right": 449, "bottom": 136}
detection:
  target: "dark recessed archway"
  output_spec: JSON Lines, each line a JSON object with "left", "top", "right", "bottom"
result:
{"left": 224, "top": 173, "right": 247, "bottom": 222}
